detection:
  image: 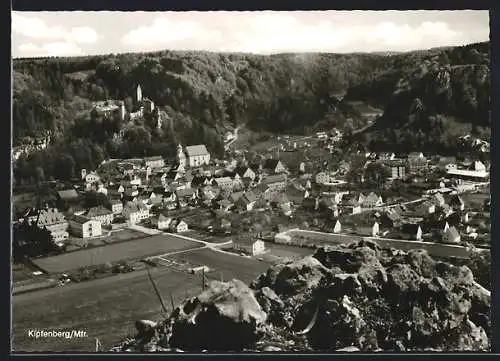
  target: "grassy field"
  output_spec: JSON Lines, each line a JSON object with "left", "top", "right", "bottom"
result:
{"left": 102, "top": 229, "right": 149, "bottom": 244}
{"left": 264, "top": 242, "right": 314, "bottom": 260}
{"left": 12, "top": 249, "right": 269, "bottom": 352}
{"left": 12, "top": 264, "right": 45, "bottom": 284}
{"left": 32, "top": 234, "right": 203, "bottom": 274}
{"left": 461, "top": 191, "right": 490, "bottom": 211}
{"left": 166, "top": 248, "right": 270, "bottom": 283}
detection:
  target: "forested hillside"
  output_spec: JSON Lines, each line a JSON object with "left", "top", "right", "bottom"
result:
{"left": 346, "top": 42, "right": 491, "bottom": 154}
{"left": 12, "top": 42, "right": 490, "bottom": 185}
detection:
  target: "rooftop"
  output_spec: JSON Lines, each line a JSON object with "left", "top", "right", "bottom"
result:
{"left": 186, "top": 145, "right": 209, "bottom": 157}
{"left": 57, "top": 189, "right": 79, "bottom": 200}
{"left": 447, "top": 169, "right": 489, "bottom": 178}
{"left": 86, "top": 206, "right": 113, "bottom": 217}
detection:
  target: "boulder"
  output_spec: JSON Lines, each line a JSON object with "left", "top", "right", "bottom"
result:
{"left": 306, "top": 295, "right": 368, "bottom": 351}
{"left": 405, "top": 249, "right": 436, "bottom": 278}
{"left": 385, "top": 264, "right": 421, "bottom": 297}
{"left": 253, "top": 256, "right": 329, "bottom": 297}
{"left": 168, "top": 279, "right": 267, "bottom": 351}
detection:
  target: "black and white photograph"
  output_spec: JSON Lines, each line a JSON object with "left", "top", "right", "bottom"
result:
{"left": 11, "top": 9, "right": 491, "bottom": 353}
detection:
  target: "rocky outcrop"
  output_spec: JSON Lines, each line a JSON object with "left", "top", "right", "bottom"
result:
{"left": 112, "top": 240, "right": 491, "bottom": 352}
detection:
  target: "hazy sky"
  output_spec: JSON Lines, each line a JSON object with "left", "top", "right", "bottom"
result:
{"left": 11, "top": 10, "right": 490, "bottom": 58}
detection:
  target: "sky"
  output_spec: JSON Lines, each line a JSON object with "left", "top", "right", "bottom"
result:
{"left": 11, "top": 10, "right": 490, "bottom": 58}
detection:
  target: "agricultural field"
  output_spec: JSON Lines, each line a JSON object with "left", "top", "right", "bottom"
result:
{"left": 166, "top": 248, "right": 270, "bottom": 283}
{"left": 12, "top": 249, "right": 269, "bottom": 352}
{"left": 262, "top": 242, "right": 314, "bottom": 261}
{"left": 461, "top": 190, "right": 490, "bottom": 211}
{"left": 102, "top": 228, "right": 149, "bottom": 244}
{"left": 12, "top": 263, "right": 45, "bottom": 284}
{"left": 32, "top": 234, "right": 203, "bottom": 274}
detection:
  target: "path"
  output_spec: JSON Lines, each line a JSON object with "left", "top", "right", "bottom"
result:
{"left": 281, "top": 228, "right": 488, "bottom": 259}
{"left": 127, "top": 224, "right": 161, "bottom": 235}
{"left": 224, "top": 126, "right": 241, "bottom": 151}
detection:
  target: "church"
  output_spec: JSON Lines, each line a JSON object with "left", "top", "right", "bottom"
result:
{"left": 177, "top": 144, "right": 211, "bottom": 168}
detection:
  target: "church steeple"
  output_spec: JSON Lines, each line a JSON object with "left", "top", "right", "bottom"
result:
{"left": 177, "top": 144, "right": 186, "bottom": 168}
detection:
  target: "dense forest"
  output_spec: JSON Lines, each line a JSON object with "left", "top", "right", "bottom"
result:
{"left": 12, "top": 42, "right": 490, "bottom": 185}
{"left": 346, "top": 42, "right": 491, "bottom": 154}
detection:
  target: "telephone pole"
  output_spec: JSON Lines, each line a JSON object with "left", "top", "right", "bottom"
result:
{"left": 201, "top": 267, "right": 205, "bottom": 291}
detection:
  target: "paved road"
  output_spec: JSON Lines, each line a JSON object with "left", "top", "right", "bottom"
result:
{"left": 283, "top": 228, "right": 487, "bottom": 260}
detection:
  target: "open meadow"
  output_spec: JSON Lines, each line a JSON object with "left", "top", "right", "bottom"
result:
{"left": 32, "top": 234, "right": 203, "bottom": 274}
{"left": 12, "top": 248, "right": 270, "bottom": 352}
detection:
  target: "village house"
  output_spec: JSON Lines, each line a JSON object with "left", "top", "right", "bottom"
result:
{"left": 213, "top": 177, "right": 234, "bottom": 192}
{"left": 68, "top": 214, "right": 102, "bottom": 238}
{"left": 235, "top": 191, "right": 258, "bottom": 211}
{"left": 169, "top": 219, "right": 189, "bottom": 233}
{"left": 30, "top": 208, "right": 69, "bottom": 244}
{"left": 178, "top": 144, "right": 211, "bottom": 168}
{"left": 474, "top": 160, "right": 486, "bottom": 172}
{"left": 379, "top": 152, "right": 396, "bottom": 161}
{"left": 122, "top": 202, "right": 150, "bottom": 225}
{"left": 387, "top": 161, "right": 406, "bottom": 180}
{"left": 96, "top": 183, "right": 108, "bottom": 196}
{"left": 144, "top": 156, "right": 165, "bottom": 169}
{"left": 232, "top": 237, "right": 266, "bottom": 256}
{"left": 85, "top": 206, "right": 114, "bottom": 226}
{"left": 85, "top": 171, "right": 101, "bottom": 184}
{"left": 110, "top": 199, "right": 123, "bottom": 215}
{"left": 56, "top": 189, "right": 80, "bottom": 208}
{"left": 263, "top": 159, "right": 287, "bottom": 174}
{"left": 413, "top": 201, "right": 436, "bottom": 217}
{"left": 152, "top": 214, "right": 172, "bottom": 230}
{"left": 442, "top": 226, "right": 461, "bottom": 244}
{"left": 401, "top": 223, "right": 423, "bottom": 241}
{"left": 362, "top": 192, "right": 384, "bottom": 208}
{"left": 407, "top": 152, "right": 428, "bottom": 172}
{"left": 322, "top": 219, "right": 342, "bottom": 234}
{"left": 355, "top": 221, "right": 380, "bottom": 237}
{"left": 379, "top": 211, "right": 402, "bottom": 228}
{"left": 261, "top": 174, "right": 287, "bottom": 192}
{"left": 343, "top": 203, "right": 362, "bottom": 215}
{"left": 175, "top": 188, "right": 196, "bottom": 207}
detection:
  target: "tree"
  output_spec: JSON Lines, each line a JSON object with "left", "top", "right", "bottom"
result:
{"left": 83, "top": 191, "right": 110, "bottom": 209}
{"left": 365, "top": 162, "right": 391, "bottom": 187}
{"left": 54, "top": 154, "right": 75, "bottom": 181}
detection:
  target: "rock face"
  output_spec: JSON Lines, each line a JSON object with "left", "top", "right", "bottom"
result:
{"left": 168, "top": 279, "right": 267, "bottom": 351}
{"left": 113, "top": 240, "right": 491, "bottom": 352}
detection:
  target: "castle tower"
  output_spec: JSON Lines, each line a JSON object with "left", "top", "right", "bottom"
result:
{"left": 156, "top": 112, "right": 162, "bottom": 129}
{"left": 177, "top": 144, "right": 186, "bottom": 168}
{"left": 136, "top": 84, "right": 143, "bottom": 104}
{"left": 120, "top": 102, "right": 126, "bottom": 121}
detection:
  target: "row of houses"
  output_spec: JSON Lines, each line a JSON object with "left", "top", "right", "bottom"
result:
{"left": 322, "top": 214, "right": 462, "bottom": 244}
{"left": 302, "top": 191, "right": 384, "bottom": 216}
